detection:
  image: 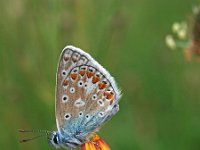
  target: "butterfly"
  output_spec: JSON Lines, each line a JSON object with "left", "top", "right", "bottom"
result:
{"left": 20, "top": 45, "right": 121, "bottom": 150}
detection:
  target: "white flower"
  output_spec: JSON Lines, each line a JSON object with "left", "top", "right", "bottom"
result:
{"left": 172, "top": 22, "right": 180, "bottom": 33}
{"left": 165, "top": 35, "right": 176, "bottom": 50}
{"left": 177, "top": 29, "right": 187, "bottom": 39}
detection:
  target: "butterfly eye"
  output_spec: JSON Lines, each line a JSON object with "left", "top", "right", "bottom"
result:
{"left": 92, "top": 94, "right": 97, "bottom": 100}
{"left": 69, "top": 87, "right": 75, "bottom": 93}
{"left": 52, "top": 134, "right": 59, "bottom": 145}
{"left": 62, "top": 95, "right": 68, "bottom": 102}
{"left": 64, "top": 113, "right": 71, "bottom": 120}
{"left": 98, "top": 111, "right": 105, "bottom": 118}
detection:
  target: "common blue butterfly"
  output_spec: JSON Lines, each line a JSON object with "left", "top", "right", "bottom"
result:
{"left": 20, "top": 45, "right": 121, "bottom": 150}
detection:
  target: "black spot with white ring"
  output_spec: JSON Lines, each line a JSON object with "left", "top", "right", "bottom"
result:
{"left": 64, "top": 113, "right": 71, "bottom": 120}
{"left": 79, "top": 111, "right": 83, "bottom": 117}
{"left": 69, "top": 87, "right": 75, "bottom": 93}
{"left": 85, "top": 114, "right": 90, "bottom": 119}
{"left": 98, "top": 111, "right": 104, "bottom": 118}
{"left": 84, "top": 83, "right": 88, "bottom": 88}
{"left": 77, "top": 80, "right": 84, "bottom": 87}
{"left": 62, "top": 95, "right": 68, "bottom": 102}
{"left": 92, "top": 94, "right": 97, "bottom": 100}
{"left": 97, "top": 99, "right": 104, "bottom": 106}
{"left": 62, "top": 70, "right": 67, "bottom": 76}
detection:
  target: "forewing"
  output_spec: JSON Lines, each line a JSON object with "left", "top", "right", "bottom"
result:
{"left": 55, "top": 45, "right": 121, "bottom": 136}
{"left": 56, "top": 46, "right": 89, "bottom": 129}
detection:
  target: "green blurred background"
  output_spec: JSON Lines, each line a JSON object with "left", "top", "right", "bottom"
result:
{"left": 1, "top": 0, "right": 200, "bottom": 150}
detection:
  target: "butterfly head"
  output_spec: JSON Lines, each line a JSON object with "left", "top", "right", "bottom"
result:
{"left": 48, "top": 130, "right": 82, "bottom": 149}
{"left": 48, "top": 131, "right": 61, "bottom": 149}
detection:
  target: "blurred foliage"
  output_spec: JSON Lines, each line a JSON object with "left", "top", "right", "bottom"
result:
{"left": 1, "top": 0, "right": 200, "bottom": 150}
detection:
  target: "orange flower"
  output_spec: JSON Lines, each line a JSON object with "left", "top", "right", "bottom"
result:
{"left": 81, "top": 134, "right": 111, "bottom": 150}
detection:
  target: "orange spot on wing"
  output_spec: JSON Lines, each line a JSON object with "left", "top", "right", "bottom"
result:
{"left": 92, "top": 76, "right": 100, "bottom": 84}
{"left": 63, "top": 80, "right": 69, "bottom": 86}
{"left": 79, "top": 70, "right": 86, "bottom": 76}
{"left": 98, "top": 83, "right": 107, "bottom": 89}
{"left": 104, "top": 91, "right": 114, "bottom": 100}
{"left": 70, "top": 73, "right": 78, "bottom": 80}
{"left": 87, "top": 71, "right": 94, "bottom": 78}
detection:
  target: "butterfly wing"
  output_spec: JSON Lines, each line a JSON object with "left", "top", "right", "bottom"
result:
{"left": 56, "top": 45, "right": 121, "bottom": 141}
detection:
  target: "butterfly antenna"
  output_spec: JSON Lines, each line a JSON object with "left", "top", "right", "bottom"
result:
{"left": 19, "top": 129, "right": 52, "bottom": 143}
{"left": 19, "top": 134, "right": 46, "bottom": 143}
{"left": 19, "top": 129, "right": 52, "bottom": 134}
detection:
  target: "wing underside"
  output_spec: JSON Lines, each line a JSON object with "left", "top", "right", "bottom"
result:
{"left": 55, "top": 46, "right": 121, "bottom": 137}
